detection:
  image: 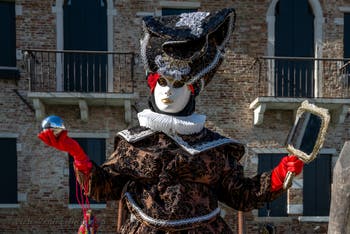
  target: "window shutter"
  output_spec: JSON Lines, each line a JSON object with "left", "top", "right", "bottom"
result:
{"left": 274, "top": 0, "right": 314, "bottom": 97}
{"left": 343, "top": 13, "right": 350, "bottom": 86}
{"left": 344, "top": 13, "right": 350, "bottom": 59}
{"left": 258, "top": 154, "right": 287, "bottom": 217}
{"left": 303, "top": 154, "right": 331, "bottom": 216}
{"left": 69, "top": 138, "right": 106, "bottom": 204}
{"left": 0, "top": 138, "right": 17, "bottom": 203}
{"left": 162, "top": 8, "right": 197, "bottom": 16}
{"left": 0, "top": 2, "right": 16, "bottom": 67}
{"left": 63, "top": 0, "right": 107, "bottom": 92}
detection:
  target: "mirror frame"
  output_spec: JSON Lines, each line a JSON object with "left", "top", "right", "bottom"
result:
{"left": 286, "top": 100, "right": 330, "bottom": 163}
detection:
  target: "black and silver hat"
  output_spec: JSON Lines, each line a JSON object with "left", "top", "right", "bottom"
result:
{"left": 141, "top": 8, "right": 236, "bottom": 95}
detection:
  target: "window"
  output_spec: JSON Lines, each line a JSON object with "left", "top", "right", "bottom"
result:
{"left": 303, "top": 154, "right": 331, "bottom": 216}
{"left": 344, "top": 13, "right": 350, "bottom": 59}
{"left": 258, "top": 154, "right": 287, "bottom": 217}
{"left": 274, "top": 0, "right": 314, "bottom": 97}
{"left": 343, "top": 13, "right": 350, "bottom": 86}
{"left": 0, "top": 1, "right": 19, "bottom": 79}
{"left": 162, "top": 8, "right": 197, "bottom": 16}
{"left": 160, "top": 0, "right": 199, "bottom": 16}
{"left": 63, "top": 0, "right": 107, "bottom": 92}
{"left": 69, "top": 138, "right": 106, "bottom": 204}
{"left": 0, "top": 138, "right": 17, "bottom": 204}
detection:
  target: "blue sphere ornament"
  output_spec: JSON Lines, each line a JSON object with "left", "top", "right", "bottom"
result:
{"left": 41, "top": 115, "right": 66, "bottom": 136}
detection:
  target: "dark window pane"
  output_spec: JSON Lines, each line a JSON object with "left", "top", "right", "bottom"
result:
{"left": 344, "top": 13, "right": 350, "bottom": 86}
{"left": 0, "top": 2, "right": 16, "bottom": 67}
{"left": 344, "top": 13, "right": 350, "bottom": 59}
{"left": 0, "top": 68, "right": 20, "bottom": 79}
{"left": 274, "top": 0, "right": 314, "bottom": 97}
{"left": 63, "top": 0, "right": 107, "bottom": 92}
{"left": 258, "top": 154, "right": 287, "bottom": 217}
{"left": 162, "top": 8, "right": 197, "bottom": 16}
{"left": 0, "top": 138, "right": 17, "bottom": 203}
{"left": 303, "top": 154, "right": 331, "bottom": 216}
{"left": 69, "top": 138, "right": 106, "bottom": 204}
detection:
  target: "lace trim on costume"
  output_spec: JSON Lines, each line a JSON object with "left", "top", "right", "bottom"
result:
{"left": 125, "top": 192, "right": 220, "bottom": 230}
{"left": 119, "top": 110, "right": 238, "bottom": 155}
{"left": 137, "top": 109, "right": 206, "bottom": 135}
{"left": 117, "top": 128, "right": 155, "bottom": 143}
{"left": 168, "top": 134, "right": 236, "bottom": 155}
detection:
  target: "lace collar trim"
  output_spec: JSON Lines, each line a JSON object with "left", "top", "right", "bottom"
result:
{"left": 137, "top": 109, "right": 206, "bottom": 135}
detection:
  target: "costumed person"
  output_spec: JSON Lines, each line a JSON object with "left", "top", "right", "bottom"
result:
{"left": 38, "top": 8, "right": 304, "bottom": 233}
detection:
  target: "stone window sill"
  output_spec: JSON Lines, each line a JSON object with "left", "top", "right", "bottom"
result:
{"left": 0, "top": 66, "right": 20, "bottom": 79}
{"left": 0, "top": 204, "right": 20, "bottom": 208}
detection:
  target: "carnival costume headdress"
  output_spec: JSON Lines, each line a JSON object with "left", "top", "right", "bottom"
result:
{"left": 141, "top": 8, "right": 236, "bottom": 116}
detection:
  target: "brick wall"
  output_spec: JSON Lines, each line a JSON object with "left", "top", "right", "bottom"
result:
{"left": 0, "top": 0, "right": 349, "bottom": 233}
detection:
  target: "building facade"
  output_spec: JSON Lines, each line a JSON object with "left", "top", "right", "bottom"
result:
{"left": 1, "top": 0, "right": 350, "bottom": 233}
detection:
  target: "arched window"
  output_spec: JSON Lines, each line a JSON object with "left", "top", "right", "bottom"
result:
{"left": 266, "top": 0, "right": 324, "bottom": 97}
{"left": 274, "top": 0, "right": 315, "bottom": 97}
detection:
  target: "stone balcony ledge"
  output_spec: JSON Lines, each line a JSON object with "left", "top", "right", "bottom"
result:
{"left": 249, "top": 97, "right": 350, "bottom": 125}
{"left": 28, "top": 91, "right": 139, "bottom": 123}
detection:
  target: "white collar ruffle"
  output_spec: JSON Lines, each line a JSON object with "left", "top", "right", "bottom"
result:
{"left": 137, "top": 109, "right": 206, "bottom": 135}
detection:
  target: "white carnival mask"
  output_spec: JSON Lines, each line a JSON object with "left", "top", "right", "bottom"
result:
{"left": 154, "top": 76, "right": 191, "bottom": 114}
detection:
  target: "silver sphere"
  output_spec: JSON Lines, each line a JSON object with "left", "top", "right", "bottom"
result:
{"left": 41, "top": 115, "right": 66, "bottom": 136}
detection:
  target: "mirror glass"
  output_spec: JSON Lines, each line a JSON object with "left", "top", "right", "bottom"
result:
{"left": 286, "top": 112, "right": 322, "bottom": 157}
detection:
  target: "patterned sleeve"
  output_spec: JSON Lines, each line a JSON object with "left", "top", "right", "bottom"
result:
{"left": 74, "top": 149, "right": 130, "bottom": 202}
{"left": 217, "top": 144, "right": 283, "bottom": 211}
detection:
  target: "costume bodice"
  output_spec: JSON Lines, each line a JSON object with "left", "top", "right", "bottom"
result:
{"left": 103, "top": 126, "right": 245, "bottom": 220}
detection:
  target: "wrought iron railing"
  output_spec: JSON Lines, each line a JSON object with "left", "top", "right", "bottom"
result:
{"left": 254, "top": 56, "right": 350, "bottom": 98}
{"left": 23, "top": 49, "right": 135, "bottom": 93}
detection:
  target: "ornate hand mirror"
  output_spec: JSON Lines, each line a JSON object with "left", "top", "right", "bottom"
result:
{"left": 283, "top": 100, "right": 330, "bottom": 189}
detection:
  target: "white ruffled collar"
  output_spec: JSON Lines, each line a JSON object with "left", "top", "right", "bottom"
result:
{"left": 137, "top": 109, "right": 206, "bottom": 135}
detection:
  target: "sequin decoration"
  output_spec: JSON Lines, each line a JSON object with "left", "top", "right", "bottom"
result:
{"left": 175, "top": 12, "right": 210, "bottom": 37}
{"left": 155, "top": 55, "right": 191, "bottom": 80}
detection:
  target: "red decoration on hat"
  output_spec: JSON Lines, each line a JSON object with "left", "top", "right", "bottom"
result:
{"left": 188, "top": 84, "right": 194, "bottom": 94}
{"left": 147, "top": 73, "right": 160, "bottom": 93}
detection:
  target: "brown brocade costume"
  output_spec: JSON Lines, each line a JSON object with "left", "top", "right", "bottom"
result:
{"left": 76, "top": 126, "right": 281, "bottom": 233}
{"left": 34, "top": 8, "right": 297, "bottom": 234}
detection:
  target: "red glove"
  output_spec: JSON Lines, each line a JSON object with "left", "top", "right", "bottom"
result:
{"left": 271, "top": 155, "right": 304, "bottom": 192}
{"left": 38, "top": 129, "right": 92, "bottom": 175}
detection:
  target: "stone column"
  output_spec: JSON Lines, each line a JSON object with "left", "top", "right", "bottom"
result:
{"left": 328, "top": 141, "right": 350, "bottom": 234}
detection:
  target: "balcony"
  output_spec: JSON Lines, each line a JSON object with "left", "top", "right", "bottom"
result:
{"left": 250, "top": 56, "right": 350, "bottom": 125}
{"left": 23, "top": 49, "right": 138, "bottom": 123}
